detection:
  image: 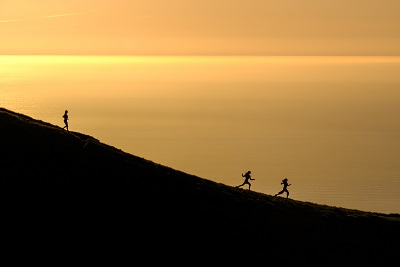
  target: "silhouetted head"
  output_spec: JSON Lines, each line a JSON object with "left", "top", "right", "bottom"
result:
{"left": 65, "top": 110, "right": 68, "bottom": 113}
{"left": 248, "top": 171, "right": 251, "bottom": 174}
{"left": 283, "top": 178, "right": 288, "bottom": 182}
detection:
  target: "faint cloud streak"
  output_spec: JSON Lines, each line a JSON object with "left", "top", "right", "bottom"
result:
{"left": 0, "top": 11, "right": 94, "bottom": 23}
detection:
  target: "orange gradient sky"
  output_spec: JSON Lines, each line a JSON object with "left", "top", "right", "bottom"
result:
{"left": 1, "top": 0, "right": 399, "bottom": 55}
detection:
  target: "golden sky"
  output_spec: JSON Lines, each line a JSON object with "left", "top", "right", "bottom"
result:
{"left": 1, "top": 0, "right": 399, "bottom": 55}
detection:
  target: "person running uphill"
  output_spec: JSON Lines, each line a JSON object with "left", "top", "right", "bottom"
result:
{"left": 274, "top": 178, "right": 291, "bottom": 198}
{"left": 236, "top": 171, "right": 255, "bottom": 190}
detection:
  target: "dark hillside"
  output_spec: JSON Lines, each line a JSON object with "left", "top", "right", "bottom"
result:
{"left": 1, "top": 107, "right": 399, "bottom": 264}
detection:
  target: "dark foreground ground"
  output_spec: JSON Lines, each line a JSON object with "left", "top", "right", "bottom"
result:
{"left": 1, "top": 107, "right": 399, "bottom": 265}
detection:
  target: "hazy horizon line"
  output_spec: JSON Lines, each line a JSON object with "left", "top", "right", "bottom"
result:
{"left": 1, "top": 53, "right": 400, "bottom": 57}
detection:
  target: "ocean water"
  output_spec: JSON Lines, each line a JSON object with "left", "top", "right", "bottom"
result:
{"left": 1, "top": 55, "right": 400, "bottom": 214}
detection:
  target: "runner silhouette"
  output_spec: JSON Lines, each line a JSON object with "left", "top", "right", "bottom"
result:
{"left": 274, "top": 178, "right": 291, "bottom": 198}
{"left": 236, "top": 171, "right": 255, "bottom": 190}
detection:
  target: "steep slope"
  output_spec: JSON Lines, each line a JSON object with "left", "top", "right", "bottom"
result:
{"left": 1, "top": 107, "right": 399, "bottom": 264}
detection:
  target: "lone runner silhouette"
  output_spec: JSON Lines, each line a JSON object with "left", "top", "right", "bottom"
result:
{"left": 274, "top": 178, "right": 291, "bottom": 198}
{"left": 62, "top": 110, "right": 69, "bottom": 132}
{"left": 236, "top": 171, "right": 255, "bottom": 190}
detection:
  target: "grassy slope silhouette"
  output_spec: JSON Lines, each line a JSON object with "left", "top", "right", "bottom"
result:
{"left": 1, "top": 107, "right": 399, "bottom": 264}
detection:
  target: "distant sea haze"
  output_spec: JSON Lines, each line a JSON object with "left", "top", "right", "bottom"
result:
{"left": 2, "top": 55, "right": 400, "bottom": 214}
